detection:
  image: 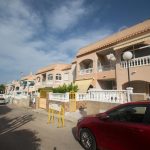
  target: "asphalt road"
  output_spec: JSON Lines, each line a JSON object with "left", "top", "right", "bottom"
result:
{"left": 0, "top": 104, "right": 84, "bottom": 150}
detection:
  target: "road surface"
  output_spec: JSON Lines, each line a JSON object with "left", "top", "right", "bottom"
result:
{"left": 0, "top": 104, "right": 84, "bottom": 150}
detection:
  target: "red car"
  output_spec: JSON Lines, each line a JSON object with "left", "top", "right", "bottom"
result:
{"left": 76, "top": 101, "right": 150, "bottom": 150}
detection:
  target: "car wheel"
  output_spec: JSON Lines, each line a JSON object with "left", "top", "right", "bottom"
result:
{"left": 80, "top": 128, "right": 96, "bottom": 150}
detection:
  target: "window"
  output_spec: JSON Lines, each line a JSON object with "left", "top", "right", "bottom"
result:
{"left": 16, "top": 87, "right": 19, "bottom": 91}
{"left": 37, "top": 77, "right": 40, "bottom": 82}
{"left": 42, "top": 74, "right": 46, "bottom": 82}
{"left": 56, "top": 73, "right": 61, "bottom": 80}
{"left": 48, "top": 74, "right": 53, "bottom": 80}
{"left": 64, "top": 73, "right": 69, "bottom": 81}
{"left": 29, "top": 81, "right": 35, "bottom": 86}
{"left": 108, "top": 105, "right": 147, "bottom": 123}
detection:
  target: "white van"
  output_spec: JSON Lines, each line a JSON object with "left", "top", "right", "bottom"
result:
{"left": 0, "top": 94, "right": 6, "bottom": 104}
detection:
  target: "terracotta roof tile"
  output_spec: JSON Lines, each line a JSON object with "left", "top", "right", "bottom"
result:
{"left": 36, "top": 64, "right": 71, "bottom": 74}
{"left": 62, "top": 64, "right": 72, "bottom": 71}
{"left": 77, "top": 19, "right": 150, "bottom": 56}
{"left": 21, "top": 74, "right": 36, "bottom": 80}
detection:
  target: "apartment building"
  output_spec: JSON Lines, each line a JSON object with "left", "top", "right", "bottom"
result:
{"left": 20, "top": 73, "right": 36, "bottom": 95}
{"left": 5, "top": 73, "right": 36, "bottom": 96}
{"left": 35, "top": 63, "right": 76, "bottom": 90}
{"left": 74, "top": 19, "right": 150, "bottom": 98}
{"left": 5, "top": 80, "right": 20, "bottom": 95}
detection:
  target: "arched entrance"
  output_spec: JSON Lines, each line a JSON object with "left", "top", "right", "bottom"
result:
{"left": 79, "top": 59, "right": 93, "bottom": 75}
{"left": 122, "top": 80, "right": 150, "bottom": 97}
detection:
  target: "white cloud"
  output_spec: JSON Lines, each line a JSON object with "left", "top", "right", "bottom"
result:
{"left": 48, "top": 0, "right": 86, "bottom": 31}
{"left": 56, "top": 28, "right": 112, "bottom": 55}
{"left": 0, "top": 0, "right": 113, "bottom": 83}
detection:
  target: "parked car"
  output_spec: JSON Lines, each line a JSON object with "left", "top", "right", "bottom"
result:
{"left": 0, "top": 94, "right": 7, "bottom": 104}
{"left": 76, "top": 101, "right": 150, "bottom": 150}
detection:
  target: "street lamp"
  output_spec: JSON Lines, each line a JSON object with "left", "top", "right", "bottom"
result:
{"left": 107, "top": 53, "right": 116, "bottom": 89}
{"left": 123, "top": 51, "right": 133, "bottom": 87}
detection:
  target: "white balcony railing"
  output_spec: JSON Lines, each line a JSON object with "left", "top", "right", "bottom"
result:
{"left": 98, "top": 65, "right": 115, "bottom": 72}
{"left": 49, "top": 93, "right": 69, "bottom": 102}
{"left": 48, "top": 88, "right": 133, "bottom": 104}
{"left": 120, "top": 55, "right": 150, "bottom": 68}
{"left": 76, "top": 88, "right": 133, "bottom": 103}
{"left": 80, "top": 68, "right": 93, "bottom": 75}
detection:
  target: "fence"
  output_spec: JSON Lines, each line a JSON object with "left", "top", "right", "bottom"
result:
{"left": 80, "top": 68, "right": 93, "bottom": 75}
{"left": 77, "top": 89, "right": 131, "bottom": 103}
{"left": 49, "top": 93, "right": 69, "bottom": 102}
{"left": 120, "top": 55, "right": 150, "bottom": 68}
{"left": 49, "top": 88, "right": 133, "bottom": 103}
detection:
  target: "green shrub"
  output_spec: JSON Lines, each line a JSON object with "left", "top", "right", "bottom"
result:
{"left": 53, "top": 83, "right": 78, "bottom": 93}
{"left": 38, "top": 87, "right": 53, "bottom": 93}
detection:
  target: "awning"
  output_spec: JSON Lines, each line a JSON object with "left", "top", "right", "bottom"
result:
{"left": 75, "top": 79, "right": 93, "bottom": 93}
{"left": 114, "top": 35, "right": 150, "bottom": 50}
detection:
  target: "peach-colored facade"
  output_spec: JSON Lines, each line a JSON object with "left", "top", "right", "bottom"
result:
{"left": 5, "top": 19, "right": 150, "bottom": 99}
{"left": 74, "top": 19, "right": 150, "bottom": 97}
{"left": 6, "top": 73, "right": 36, "bottom": 95}
{"left": 35, "top": 64, "right": 75, "bottom": 90}
{"left": 20, "top": 73, "right": 36, "bottom": 95}
{"left": 5, "top": 80, "right": 21, "bottom": 95}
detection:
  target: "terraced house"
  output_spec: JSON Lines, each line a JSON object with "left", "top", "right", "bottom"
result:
{"left": 35, "top": 63, "right": 76, "bottom": 90}
{"left": 74, "top": 19, "right": 150, "bottom": 99}
{"left": 20, "top": 73, "right": 36, "bottom": 95}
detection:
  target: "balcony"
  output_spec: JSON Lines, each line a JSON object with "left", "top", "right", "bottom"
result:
{"left": 80, "top": 68, "right": 93, "bottom": 75}
{"left": 98, "top": 65, "right": 115, "bottom": 72}
{"left": 42, "top": 81, "right": 46, "bottom": 86}
{"left": 120, "top": 55, "right": 150, "bottom": 68}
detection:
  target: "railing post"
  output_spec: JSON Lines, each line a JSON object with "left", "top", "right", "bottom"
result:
{"left": 66, "top": 92, "right": 69, "bottom": 102}
{"left": 126, "top": 87, "right": 133, "bottom": 102}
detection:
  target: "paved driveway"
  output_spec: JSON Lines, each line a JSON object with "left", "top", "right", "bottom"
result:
{"left": 0, "top": 104, "right": 84, "bottom": 150}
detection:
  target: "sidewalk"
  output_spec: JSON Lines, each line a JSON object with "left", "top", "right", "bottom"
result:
{"left": 32, "top": 108, "right": 87, "bottom": 123}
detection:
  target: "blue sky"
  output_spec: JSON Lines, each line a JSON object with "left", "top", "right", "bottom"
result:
{"left": 0, "top": 0, "right": 150, "bottom": 83}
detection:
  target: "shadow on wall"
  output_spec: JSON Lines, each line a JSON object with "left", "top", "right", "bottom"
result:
{"left": 0, "top": 105, "right": 41, "bottom": 150}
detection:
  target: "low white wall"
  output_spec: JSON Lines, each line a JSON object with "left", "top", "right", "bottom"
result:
{"left": 13, "top": 98, "right": 30, "bottom": 107}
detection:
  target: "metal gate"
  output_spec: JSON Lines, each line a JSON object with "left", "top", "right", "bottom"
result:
{"left": 69, "top": 91, "right": 76, "bottom": 112}
{"left": 39, "top": 90, "right": 47, "bottom": 109}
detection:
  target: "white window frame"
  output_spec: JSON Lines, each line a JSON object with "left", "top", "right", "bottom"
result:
{"left": 64, "top": 73, "right": 69, "bottom": 81}
{"left": 48, "top": 74, "right": 53, "bottom": 81}
{"left": 56, "top": 73, "right": 62, "bottom": 81}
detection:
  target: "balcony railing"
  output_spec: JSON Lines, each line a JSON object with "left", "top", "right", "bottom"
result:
{"left": 80, "top": 68, "right": 93, "bottom": 75}
{"left": 42, "top": 81, "right": 46, "bottom": 85}
{"left": 49, "top": 93, "right": 69, "bottom": 102}
{"left": 47, "top": 88, "right": 133, "bottom": 103}
{"left": 98, "top": 65, "right": 115, "bottom": 72}
{"left": 120, "top": 55, "right": 150, "bottom": 68}
{"left": 76, "top": 88, "right": 133, "bottom": 103}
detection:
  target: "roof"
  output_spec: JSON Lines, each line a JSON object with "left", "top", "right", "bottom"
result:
{"left": 77, "top": 19, "right": 150, "bottom": 57}
{"left": 36, "top": 64, "right": 71, "bottom": 74}
{"left": 21, "top": 73, "right": 36, "bottom": 80}
{"left": 71, "top": 57, "right": 77, "bottom": 64}
{"left": 36, "top": 64, "right": 56, "bottom": 75}
{"left": 62, "top": 64, "right": 72, "bottom": 71}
